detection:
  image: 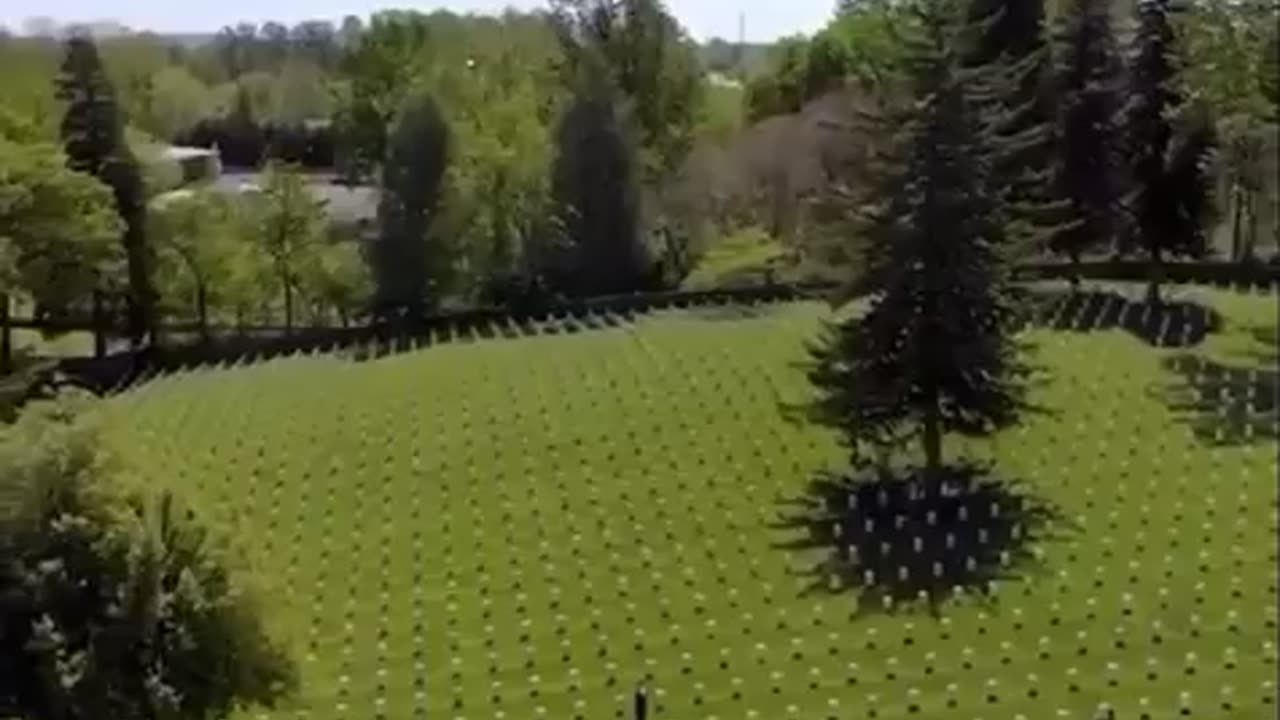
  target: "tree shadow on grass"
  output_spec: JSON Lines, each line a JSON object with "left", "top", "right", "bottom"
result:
{"left": 771, "top": 462, "right": 1066, "bottom": 618}
{"left": 1029, "top": 288, "right": 1222, "bottom": 348}
{"left": 1159, "top": 326, "right": 1278, "bottom": 446}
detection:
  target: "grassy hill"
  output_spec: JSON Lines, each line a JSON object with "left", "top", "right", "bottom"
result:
{"left": 98, "top": 286, "right": 1277, "bottom": 719}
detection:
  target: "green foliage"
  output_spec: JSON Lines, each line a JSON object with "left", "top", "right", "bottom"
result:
{"left": 144, "top": 66, "right": 213, "bottom": 140}
{"left": 244, "top": 164, "right": 328, "bottom": 330}
{"left": 807, "top": 0, "right": 1031, "bottom": 474}
{"left": 0, "top": 392, "right": 297, "bottom": 720}
{"left": 0, "top": 131, "right": 123, "bottom": 312}
{"left": 0, "top": 36, "right": 60, "bottom": 139}
{"left": 372, "top": 93, "right": 450, "bottom": 318}
{"left": 551, "top": 0, "right": 704, "bottom": 184}
{"left": 745, "top": 3, "right": 911, "bottom": 122}
{"left": 681, "top": 226, "right": 786, "bottom": 290}
{"left": 301, "top": 238, "right": 371, "bottom": 326}
{"left": 149, "top": 189, "right": 239, "bottom": 336}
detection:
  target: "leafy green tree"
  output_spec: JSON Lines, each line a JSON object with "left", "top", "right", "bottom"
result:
{"left": 0, "top": 126, "right": 123, "bottom": 315}
{"left": 0, "top": 392, "right": 297, "bottom": 720}
{"left": 0, "top": 35, "right": 61, "bottom": 139}
{"left": 430, "top": 30, "right": 563, "bottom": 302}
{"left": 301, "top": 239, "right": 371, "bottom": 327}
{"left": 1050, "top": 0, "right": 1128, "bottom": 277}
{"left": 372, "top": 93, "right": 450, "bottom": 320}
{"left": 56, "top": 34, "right": 155, "bottom": 348}
{"left": 149, "top": 189, "right": 238, "bottom": 343}
{"left": 807, "top": 0, "right": 1031, "bottom": 481}
{"left": 144, "top": 66, "right": 211, "bottom": 140}
{"left": 1124, "top": 0, "right": 1217, "bottom": 302}
{"left": 246, "top": 163, "right": 327, "bottom": 332}
{"left": 332, "top": 11, "right": 437, "bottom": 185}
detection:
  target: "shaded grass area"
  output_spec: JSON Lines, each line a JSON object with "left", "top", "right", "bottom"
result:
{"left": 97, "top": 289, "right": 1278, "bottom": 720}
{"left": 772, "top": 464, "right": 1062, "bottom": 616}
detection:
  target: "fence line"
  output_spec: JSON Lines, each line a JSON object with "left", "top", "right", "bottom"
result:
{"left": 4, "top": 260, "right": 1277, "bottom": 394}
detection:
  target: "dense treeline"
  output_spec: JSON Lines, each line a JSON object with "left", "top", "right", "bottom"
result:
{"left": 743, "top": 0, "right": 1278, "bottom": 272}
{"left": 0, "top": 0, "right": 1275, "bottom": 352}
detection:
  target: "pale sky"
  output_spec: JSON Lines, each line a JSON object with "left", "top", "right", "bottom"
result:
{"left": 2, "top": 0, "right": 835, "bottom": 42}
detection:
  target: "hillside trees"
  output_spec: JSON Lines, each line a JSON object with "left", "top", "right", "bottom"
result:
{"left": 371, "top": 94, "right": 450, "bottom": 320}
{"left": 1124, "top": 0, "right": 1218, "bottom": 303}
{"left": 57, "top": 34, "right": 156, "bottom": 348}
{"left": 807, "top": 0, "right": 1031, "bottom": 481}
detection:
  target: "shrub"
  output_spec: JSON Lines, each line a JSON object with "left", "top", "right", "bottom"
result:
{"left": 0, "top": 391, "right": 297, "bottom": 720}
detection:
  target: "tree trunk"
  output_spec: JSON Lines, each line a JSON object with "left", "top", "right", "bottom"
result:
{"left": 92, "top": 289, "right": 107, "bottom": 359}
{"left": 197, "top": 282, "right": 210, "bottom": 346}
{"left": 0, "top": 293, "right": 11, "bottom": 375}
{"left": 921, "top": 398, "right": 943, "bottom": 485}
{"left": 1147, "top": 247, "right": 1163, "bottom": 307}
{"left": 1231, "top": 184, "right": 1245, "bottom": 261}
{"left": 1242, "top": 191, "right": 1257, "bottom": 261}
{"left": 283, "top": 278, "right": 294, "bottom": 336}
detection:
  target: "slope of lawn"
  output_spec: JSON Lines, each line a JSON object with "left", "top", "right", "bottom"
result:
{"left": 99, "top": 284, "right": 1278, "bottom": 720}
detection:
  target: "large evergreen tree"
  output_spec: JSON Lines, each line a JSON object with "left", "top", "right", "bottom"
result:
{"left": 547, "top": 59, "right": 648, "bottom": 297}
{"left": 808, "top": 0, "right": 1031, "bottom": 483}
{"left": 1050, "top": 0, "right": 1129, "bottom": 279}
{"left": 371, "top": 93, "right": 450, "bottom": 321}
{"left": 1124, "top": 0, "right": 1217, "bottom": 303}
{"left": 964, "top": 0, "right": 1059, "bottom": 260}
{"left": 55, "top": 35, "right": 155, "bottom": 348}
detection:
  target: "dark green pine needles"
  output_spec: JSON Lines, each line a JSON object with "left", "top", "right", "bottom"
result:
{"left": 807, "top": 0, "right": 1032, "bottom": 479}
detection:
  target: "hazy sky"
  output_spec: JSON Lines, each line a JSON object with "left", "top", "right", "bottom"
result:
{"left": 3, "top": 1, "right": 834, "bottom": 42}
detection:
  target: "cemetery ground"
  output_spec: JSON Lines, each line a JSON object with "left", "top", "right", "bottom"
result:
{"left": 98, "top": 282, "right": 1277, "bottom": 720}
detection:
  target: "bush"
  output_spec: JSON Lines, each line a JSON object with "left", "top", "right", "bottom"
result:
{"left": 682, "top": 226, "right": 789, "bottom": 290}
{"left": 0, "top": 392, "right": 297, "bottom": 720}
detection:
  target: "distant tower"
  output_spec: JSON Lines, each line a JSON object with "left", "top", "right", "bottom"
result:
{"left": 734, "top": 11, "right": 745, "bottom": 78}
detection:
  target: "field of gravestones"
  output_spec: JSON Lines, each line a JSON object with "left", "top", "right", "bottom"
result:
{"left": 98, "top": 284, "right": 1278, "bottom": 720}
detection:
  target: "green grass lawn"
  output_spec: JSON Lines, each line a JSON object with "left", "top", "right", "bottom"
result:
{"left": 98, "top": 285, "right": 1278, "bottom": 720}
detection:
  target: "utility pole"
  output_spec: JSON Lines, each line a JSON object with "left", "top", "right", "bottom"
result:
{"left": 735, "top": 11, "right": 746, "bottom": 80}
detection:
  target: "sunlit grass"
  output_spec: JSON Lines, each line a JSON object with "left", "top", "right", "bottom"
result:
{"left": 100, "top": 287, "right": 1277, "bottom": 719}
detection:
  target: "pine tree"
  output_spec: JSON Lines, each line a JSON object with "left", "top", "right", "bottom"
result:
{"left": 1124, "top": 0, "right": 1217, "bottom": 303}
{"left": 1050, "top": 0, "right": 1129, "bottom": 283}
{"left": 808, "top": 0, "right": 1031, "bottom": 485}
{"left": 963, "top": 0, "right": 1059, "bottom": 260}
{"left": 56, "top": 34, "right": 155, "bottom": 348}
{"left": 372, "top": 92, "right": 450, "bottom": 321}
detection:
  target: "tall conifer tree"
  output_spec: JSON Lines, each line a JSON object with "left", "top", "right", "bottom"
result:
{"left": 1124, "top": 0, "right": 1217, "bottom": 303}
{"left": 808, "top": 0, "right": 1031, "bottom": 484}
{"left": 1050, "top": 0, "right": 1129, "bottom": 281}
